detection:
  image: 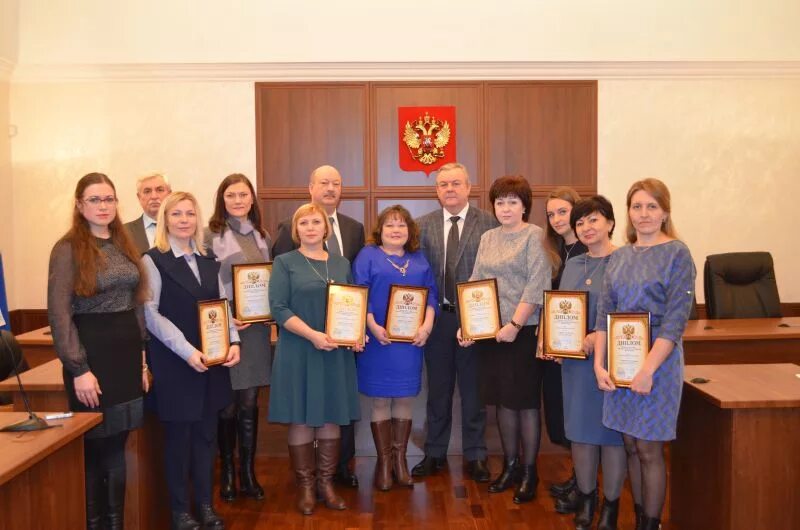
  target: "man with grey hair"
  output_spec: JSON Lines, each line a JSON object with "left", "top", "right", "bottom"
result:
{"left": 271, "top": 164, "right": 365, "bottom": 488}
{"left": 413, "top": 162, "right": 498, "bottom": 482}
{"left": 124, "top": 173, "right": 171, "bottom": 254}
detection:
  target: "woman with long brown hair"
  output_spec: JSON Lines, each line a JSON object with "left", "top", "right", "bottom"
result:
{"left": 48, "top": 172, "right": 150, "bottom": 530}
{"left": 205, "top": 173, "right": 272, "bottom": 502}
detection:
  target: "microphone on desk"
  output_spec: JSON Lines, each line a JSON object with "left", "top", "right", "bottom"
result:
{"left": 0, "top": 330, "right": 52, "bottom": 432}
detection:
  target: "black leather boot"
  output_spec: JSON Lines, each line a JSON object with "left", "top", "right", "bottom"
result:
{"left": 634, "top": 503, "right": 644, "bottom": 530}
{"left": 597, "top": 497, "right": 620, "bottom": 530}
{"left": 640, "top": 516, "right": 661, "bottom": 530}
{"left": 554, "top": 486, "right": 580, "bottom": 513}
{"left": 218, "top": 416, "right": 237, "bottom": 502}
{"left": 237, "top": 408, "right": 265, "bottom": 500}
{"left": 573, "top": 489, "right": 596, "bottom": 530}
{"left": 85, "top": 469, "right": 105, "bottom": 530}
{"left": 198, "top": 504, "right": 225, "bottom": 529}
{"left": 512, "top": 464, "right": 538, "bottom": 504}
{"left": 171, "top": 511, "right": 200, "bottom": 530}
{"left": 105, "top": 466, "right": 126, "bottom": 530}
{"left": 488, "top": 456, "right": 520, "bottom": 493}
{"left": 549, "top": 469, "right": 577, "bottom": 498}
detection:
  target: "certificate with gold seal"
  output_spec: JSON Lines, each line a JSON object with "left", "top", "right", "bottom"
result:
{"left": 198, "top": 298, "right": 231, "bottom": 366}
{"left": 385, "top": 285, "right": 429, "bottom": 342}
{"left": 607, "top": 312, "right": 651, "bottom": 388}
{"left": 542, "top": 290, "right": 588, "bottom": 359}
{"left": 232, "top": 262, "right": 272, "bottom": 323}
{"left": 456, "top": 279, "right": 501, "bottom": 341}
{"left": 325, "top": 284, "right": 368, "bottom": 347}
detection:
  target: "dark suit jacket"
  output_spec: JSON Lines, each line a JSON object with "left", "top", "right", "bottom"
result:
{"left": 417, "top": 206, "right": 499, "bottom": 304}
{"left": 271, "top": 211, "right": 365, "bottom": 263}
{"left": 124, "top": 215, "right": 150, "bottom": 255}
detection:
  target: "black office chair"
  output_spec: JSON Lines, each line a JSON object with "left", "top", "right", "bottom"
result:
{"left": 703, "top": 252, "right": 782, "bottom": 319}
{"left": 0, "top": 330, "right": 29, "bottom": 406}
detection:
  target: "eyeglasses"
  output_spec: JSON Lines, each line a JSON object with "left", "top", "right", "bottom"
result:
{"left": 82, "top": 196, "right": 118, "bottom": 206}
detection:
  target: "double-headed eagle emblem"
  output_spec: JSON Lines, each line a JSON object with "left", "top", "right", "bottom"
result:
{"left": 559, "top": 300, "right": 572, "bottom": 314}
{"left": 403, "top": 112, "right": 451, "bottom": 165}
{"left": 622, "top": 325, "right": 636, "bottom": 340}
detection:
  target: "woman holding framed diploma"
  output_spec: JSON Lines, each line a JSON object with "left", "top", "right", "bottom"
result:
{"left": 549, "top": 196, "right": 627, "bottom": 530}
{"left": 143, "top": 192, "right": 241, "bottom": 530}
{"left": 47, "top": 173, "right": 149, "bottom": 529}
{"left": 206, "top": 173, "right": 272, "bottom": 502}
{"left": 458, "top": 176, "right": 551, "bottom": 504}
{"left": 594, "top": 179, "right": 695, "bottom": 530}
{"left": 351, "top": 205, "right": 438, "bottom": 491}
{"left": 268, "top": 203, "right": 362, "bottom": 515}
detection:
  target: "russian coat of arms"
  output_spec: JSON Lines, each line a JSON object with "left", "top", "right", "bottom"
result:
{"left": 402, "top": 112, "right": 451, "bottom": 165}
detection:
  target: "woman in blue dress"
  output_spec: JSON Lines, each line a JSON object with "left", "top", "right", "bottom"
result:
{"left": 594, "top": 179, "right": 695, "bottom": 530}
{"left": 549, "top": 196, "right": 626, "bottom": 530}
{"left": 268, "top": 203, "right": 362, "bottom": 515}
{"left": 352, "top": 205, "right": 438, "bottom": 491}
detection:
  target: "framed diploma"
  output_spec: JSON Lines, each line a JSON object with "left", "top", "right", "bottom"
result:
{"left": 231, "top": 262, "right": 273, "bottom": 323}
{"left": 607, "top": 312, "right": 651, "bottom": 388}
{"left": 385, "top": 285, "right": 429, "bottom": 342}
{"left": 197, "top": 298, "right": 231, "bottom": 367}
{"left": 456, "top": 279, "right": 502, "bottom": 341}
{"left": 325, "top": 283, "right": 368, "bottom": 347}
{"left": 542, "top": 290, "right": 588, "bottom": 359}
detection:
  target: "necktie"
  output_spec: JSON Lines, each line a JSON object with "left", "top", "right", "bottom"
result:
{"left": 444, "top": 215, "right": 460, "bottom": 302}
{"left": 327, "top": 217, "right": 342, "bottom": 257}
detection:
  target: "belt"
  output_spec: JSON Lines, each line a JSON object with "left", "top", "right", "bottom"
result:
{"left": 441, "top": 303, "right": 457, "bottom": 313}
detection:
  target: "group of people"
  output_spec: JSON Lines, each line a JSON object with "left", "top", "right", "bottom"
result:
{"left": 47, "top": 162, "right": 694, "bottom": 530}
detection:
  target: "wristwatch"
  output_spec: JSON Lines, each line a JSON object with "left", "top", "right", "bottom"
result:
{"left": 509, "top": 320, "right": 522, "bottom": 330}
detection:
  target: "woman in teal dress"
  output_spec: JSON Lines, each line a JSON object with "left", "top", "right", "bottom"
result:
{"left": 594, "top": 179, "right": 695, "bottom": 530}
{"left": 268, "top": 203, "right": 362, "bottom": 516}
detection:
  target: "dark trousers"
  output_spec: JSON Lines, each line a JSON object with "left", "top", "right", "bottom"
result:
{"left": 162, "top": 412, "right": 218, "bottom": 512}
{"left": 423, "top": 310, "right": 487, "bottom": 460}
{"left": 542, "top": 359, "right": 568, "bottom": 446}
{"left": 339, "top": 422, "right": 356, "bottom": 469}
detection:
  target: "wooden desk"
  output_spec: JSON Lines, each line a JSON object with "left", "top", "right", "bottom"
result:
{"left": 0, "top": 412, "right": 102, "bottom": 529}
{"left": 14, "top": 326, "right": 56, "bottom": 368}
{"left": 0, "top": 360, "right": 169, "bottom": 530}
{"left": 671, "top": 364, "right": 800, "bottom": 530}
{"left": 682, "top": 317, "right": 800, "bottom": 365}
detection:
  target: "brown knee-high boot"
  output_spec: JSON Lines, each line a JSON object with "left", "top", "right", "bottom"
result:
{"left": 316, "top": 438, "right": 347, "bottom": 510}
{"left": 371, "top": 420, "right": 393, "bottom": 491}
{"left": 391, "top": 418, "right": 413, "bottom": 487}
{"left": 288, "top": 443, "right": 316, "bottom": 515}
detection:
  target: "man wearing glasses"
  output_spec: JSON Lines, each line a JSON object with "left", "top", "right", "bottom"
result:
{"left": 124, "top": 173, "right": 172, "bottom": 254}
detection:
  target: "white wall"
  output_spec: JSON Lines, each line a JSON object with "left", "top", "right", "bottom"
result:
{"left": 0, "top": 0, "right": 18, "bottom": 63}
{"left": 16, "top": 1, "right": 800, "bottom": 64}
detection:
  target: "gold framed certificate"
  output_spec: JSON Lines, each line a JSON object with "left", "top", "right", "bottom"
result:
{"left": 385, "top": 285, "right": 429, "bottom": 342}
{"left": 197, "top": 298, "right": 231, "bottom": 367}
{"left": 607, "top": 312, "right": 651, "bottom": 388}
{"left": 325, "top": 283, "right": 368, "bottom": 347}
{"left": 457, "top": 279, "right": 502, "bottom": 341}
{"left": 542, "top": 290, "right": 588, "bottom": 359}
{"left": 231, "top": 262, "right": 272, "bottom": 323}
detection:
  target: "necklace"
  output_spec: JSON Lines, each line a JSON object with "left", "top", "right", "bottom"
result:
{"left": 631, "top": 244, "right": 654, "bottom": 253}
{"left": 563, "top": 241, "right": 580, "bottom": 262}
{"left": 583, "top": 255, "right": 605, "bottom": 286}
{"left": 386, "top": 257, "right": 410, "bottom": 277}
{"left": 303, "top": 254, "right": 332, "bottom": 284}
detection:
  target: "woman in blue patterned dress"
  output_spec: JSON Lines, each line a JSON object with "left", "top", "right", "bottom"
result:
{"left": 550, "top": 196, "right": 626, "bottom": 530}
{"left": 352, "top": 205, "right": 438, "bottom": 491}
{"left": 594, "top": 179, "right": 695, "bottom": 530}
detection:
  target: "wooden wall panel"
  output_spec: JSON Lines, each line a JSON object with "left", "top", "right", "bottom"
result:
{"left": 372, "top": 83, "right": 483, "bottom": 189}
{"left": 260, "top": 198, "right": 366, "bottom": 241}
{"left": 256, "top": 84, "right": 369, "bottom": 190}
{"left": 485, "top": 82, "right": 597, "bottom": 194}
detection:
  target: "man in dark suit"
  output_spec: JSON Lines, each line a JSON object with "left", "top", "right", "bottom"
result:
{"left": 413, "top": 162, "right": 498, "bottom": 482}
{"left": 271, "top": 164, "right": 365, "bottom": 487}
{"left": 124, "top": 173, "right": 171, "bottom": 254}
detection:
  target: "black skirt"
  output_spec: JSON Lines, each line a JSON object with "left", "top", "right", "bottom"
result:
{"left": 477, "top": 325, "right": 544, "bottom": 410}
{"left": 65, "top": 310, "right": 143, "bottom": 438}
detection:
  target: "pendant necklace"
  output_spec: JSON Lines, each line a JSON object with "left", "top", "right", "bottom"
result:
{"left": 564, "top": 241, "right": 580, "bottom": 262}
{"left": 584, "top": 255, "right": 605, "bottom": 286}
{"left": 303, "top": 254, "right": 332, "bottom": 284}
{"left": 386, "top": 257, "right": 410, "bottom": 277}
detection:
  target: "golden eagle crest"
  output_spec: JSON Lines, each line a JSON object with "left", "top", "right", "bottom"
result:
{"left": 403, "top": 112, "right": 451, "bottom": 165}
{"left": 559, "top": 300, "right": 572, "bottom": 314}
{"left": 622, "top": 324, "right": 635, "bottom": 340}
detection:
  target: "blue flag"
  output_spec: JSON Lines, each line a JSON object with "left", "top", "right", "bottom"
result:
{"left": 0, "top": 253, "right": 9, "bottom": 330}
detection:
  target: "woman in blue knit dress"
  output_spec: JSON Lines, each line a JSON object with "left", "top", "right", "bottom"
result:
{"left": 594, "top": 179, "right": 696, "bottom": 530}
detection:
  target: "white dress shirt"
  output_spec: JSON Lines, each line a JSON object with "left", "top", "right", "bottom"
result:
{"left": 142, "top": 213, "right": 157, "bottom": 248}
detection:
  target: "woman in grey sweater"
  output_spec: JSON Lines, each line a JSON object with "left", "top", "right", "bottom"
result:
{"left": 458, "top": 175, "right": 551, "bottom": 504}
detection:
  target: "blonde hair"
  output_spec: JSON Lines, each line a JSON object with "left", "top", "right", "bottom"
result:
{"left": 625, "top": 178, "right": 678, "bottom": 244}
{"left": 291, "top": 203, "right": 331, "bottom": 245}
{"left": 136, "top": 172, "right": 170, "bottom": 194}
{"left": 436, "top": 162, "right": 470, "bottom": 184}
{"left": 154, "top": 191, "right": 207, "bottom": 255}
